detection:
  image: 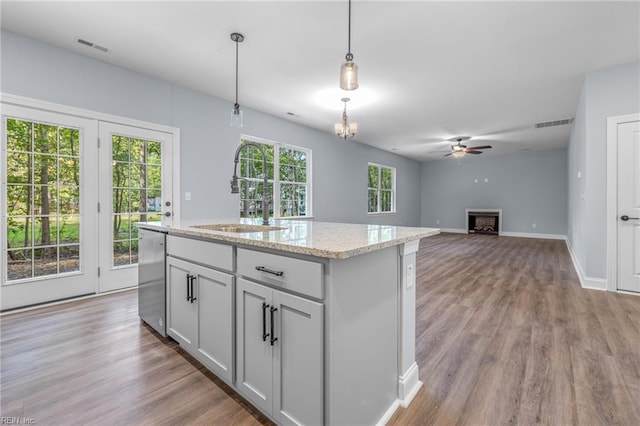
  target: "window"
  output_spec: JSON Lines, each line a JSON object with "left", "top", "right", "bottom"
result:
{"left": 238, "top": 137, "right": 311, "bottom": 219}
{"left": 5, "top": 118, "right": 82, "bottom": 281}
{"left": 111, "top": 135, "right": 163, "bottom": 267}
{"left": 368, "top": 163, "right": 396, "bottom": 214}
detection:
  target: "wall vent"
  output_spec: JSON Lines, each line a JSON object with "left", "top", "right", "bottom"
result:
{"left": 534, "top": 118, "right": 574, "bottom": 129}
{"left": 76, "top": 38, "right": 109, "bottom": 53}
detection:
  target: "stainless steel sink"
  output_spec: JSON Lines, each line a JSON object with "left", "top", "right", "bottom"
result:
{"left": 192, "top": 223, "right": 286, "bottom": 233}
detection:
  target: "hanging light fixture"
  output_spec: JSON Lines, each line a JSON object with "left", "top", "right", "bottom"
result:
{"left": 340, "top": 0, "right": 358, "bottom": 90}
{"left": 230, "top": 32, "right": 245, "bottom": 127}
{"left": 335, "top": 97, "right": 358, "bottom": 140}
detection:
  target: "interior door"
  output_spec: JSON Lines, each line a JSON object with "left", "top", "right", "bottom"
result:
{"left": 1, "top": 105, "right": 98, "bottom": 310}
{"left": 617, "top": 120, "right": 640, "bottom": 292}
{"left": 97, "top": 122, "right": 173, "bottom": 292}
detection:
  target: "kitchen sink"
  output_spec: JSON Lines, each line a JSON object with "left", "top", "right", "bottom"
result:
{"left": 192, "top": 223, "right": 286, "bottom": 233}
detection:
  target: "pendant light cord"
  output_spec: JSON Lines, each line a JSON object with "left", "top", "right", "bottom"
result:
{"left": 235, "top": 40, "right": 239, "bottom": 107}
{"left": 347, "top": 0, "right": 352, "bottom": 56}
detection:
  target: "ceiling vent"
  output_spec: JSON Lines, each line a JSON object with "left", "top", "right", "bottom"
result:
{"left": 534, "top": 118, "right": 574, "bottom": 129}
{"left": 76, "top": 38, "right": 109, "bottom": 53}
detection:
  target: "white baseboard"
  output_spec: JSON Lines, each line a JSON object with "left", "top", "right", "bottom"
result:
{"left": 500, "top": 231, "right": 566, "bottom": 240}
{"left": 440, "top": 228, "right": 566, "bottom": 240}
{"left": 398, "top": 362, "right": 422, "bottom": 408}
{"left": 376, "top": 399, "right": 400, "bottom": 426}
{"left": 440, "top": 228, "right": 466, "bottom": 234}
{"left": 565, "top": 240, "right": 607, "bottom": 291}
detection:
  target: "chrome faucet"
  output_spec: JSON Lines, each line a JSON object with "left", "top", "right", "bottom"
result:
{"left": 231, "top": 142, "right": 270, "bottom": 226}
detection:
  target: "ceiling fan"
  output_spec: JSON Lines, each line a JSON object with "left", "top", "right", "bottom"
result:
{"left": 443, "top": 137, "right": 492, "bottom": 157}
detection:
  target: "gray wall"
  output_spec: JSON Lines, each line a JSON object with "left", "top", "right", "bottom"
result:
{"left": 568, "top": 61, "right": 640, "bottom": 279}
{"left": 1, "top": 30, "right": 422, "bottom": 226}
{"left": 421, "top": 148, "right": 568, "bottom": 235}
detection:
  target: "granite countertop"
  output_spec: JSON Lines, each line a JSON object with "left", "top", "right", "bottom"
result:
{"left": 138, "top": 218, "right": 439, "bottom": 260}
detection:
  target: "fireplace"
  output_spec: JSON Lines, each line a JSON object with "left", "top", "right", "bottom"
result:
{"left": 466, "top": 209, "right": 502, "bottom": 235}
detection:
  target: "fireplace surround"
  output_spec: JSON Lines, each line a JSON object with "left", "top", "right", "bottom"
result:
{"left": 466, "top": 209, "right": 502, "bottom": 235}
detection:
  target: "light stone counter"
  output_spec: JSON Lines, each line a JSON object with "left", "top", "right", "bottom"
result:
{"left": 138, "top": 218, "right": 439, "bottom": 260}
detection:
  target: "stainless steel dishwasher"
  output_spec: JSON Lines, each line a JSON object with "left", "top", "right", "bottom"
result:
{"left": 138, "top": 228, "right": 167, "bottom": 336}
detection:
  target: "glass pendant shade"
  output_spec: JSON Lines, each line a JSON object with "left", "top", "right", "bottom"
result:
{"left": 452, "top": 150, "right": 465, "bottom": 158}
{"left": 230, "top": 104, "right": 244, "bottom": 128}
{"left": 340, "top": 60, "right": 359, "bottom": 90}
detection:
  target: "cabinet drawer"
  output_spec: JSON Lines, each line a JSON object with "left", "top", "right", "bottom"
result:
{"left": 237, "top": 248, "right": 323, "bottom": 299}
{"left": 167, "top": 235, "right": 233, "bottom": 272}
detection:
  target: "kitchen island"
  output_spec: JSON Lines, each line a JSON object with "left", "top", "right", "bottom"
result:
{"left": 138, "top": 218, "right": 439, "bottom": 426}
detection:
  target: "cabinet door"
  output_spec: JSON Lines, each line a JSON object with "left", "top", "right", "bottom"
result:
{"left": 166, "top": 257, "right": 197, "bottom": 349}
{"left": 273, "top": 290, "right": 324, "bottom": 426}
{"left": 236, "top": 278, "right": 273, "bottom": 415}
{"left": 195, "top": 264, "right": 234, "bottom": 383}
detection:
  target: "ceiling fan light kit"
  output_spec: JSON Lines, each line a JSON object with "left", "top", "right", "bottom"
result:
{"left": 444, "top": 137, "right": 492, "bottom": 158}
{"left": 230, "top": 32, "right": 245, "bottom": 128}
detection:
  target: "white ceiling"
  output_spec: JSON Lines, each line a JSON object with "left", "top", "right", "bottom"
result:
{"left": 2, "top": 1, "right": 639, "bottom": 161}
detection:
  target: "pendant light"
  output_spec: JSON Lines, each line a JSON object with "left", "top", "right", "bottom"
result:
{"left": 335, "top": 98, "right": 358, "bottom": 139}
{"left": 230, "top": 32, "right": 245, "bottom": 127}
{"left": 340, "top": 0, "right": 358, "bottom": 90}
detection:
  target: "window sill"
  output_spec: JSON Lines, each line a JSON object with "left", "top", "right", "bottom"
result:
{"left": 367, "top": 212, "right": 397, "bottom": 216}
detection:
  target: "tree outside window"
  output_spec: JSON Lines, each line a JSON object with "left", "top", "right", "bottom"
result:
{"left": 368, "top": 163, "right": 396, "bottom": 214}
{"left": 238, "top": 138, "right": 311, "bottom": 219}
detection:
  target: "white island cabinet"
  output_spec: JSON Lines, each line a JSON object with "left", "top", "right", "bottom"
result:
{"left": 165, "top": 236, "right": 234, "bottom": 383}
{"left": 141, "top": 219, "right": 439, "bottom": 426}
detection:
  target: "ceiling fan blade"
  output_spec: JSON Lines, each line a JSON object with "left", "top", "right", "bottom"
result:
{"left": 466, "top": 151, "right": 483, "bottom": 154}
{"left": 443, "top": 153, "right": 452, "bottom": 157}
{"left": 469, "top": 145, "right": 492, "bottom": 150}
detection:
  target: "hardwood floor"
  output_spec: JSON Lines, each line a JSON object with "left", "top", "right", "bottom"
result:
{"left": 389, "top": 233, "right": 640, "bottom": 426}
{"left": 1, "top": 233, "right": 639, "bottom": 425}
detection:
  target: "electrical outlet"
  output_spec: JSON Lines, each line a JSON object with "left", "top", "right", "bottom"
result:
{"left": 436, "top": 219, "right": 440, "bottom": 225}
{"left": 406, "top": 264, "right": 415, "bottom": 289}
{"left": 532, "top": 223, "right": 537, "bottom": 229}
{"left": 185, "top": 192, "right": 191, "bottom": 201}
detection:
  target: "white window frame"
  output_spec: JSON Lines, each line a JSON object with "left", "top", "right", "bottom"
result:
{"left": 239, "top": 135, "right": 312, "bottom": 219}
{"left": 368, "top": 162, "right": 396, "bottom": 215}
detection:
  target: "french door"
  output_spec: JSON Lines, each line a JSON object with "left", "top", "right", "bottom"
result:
{"left": 1, "top": 105, "right": 98, "bottom": 310}
{"left": 97, "top": 122, "right": 173, "bottom": 292}
{"left": 1, "top": 104, "right": 176, "bottom": 310}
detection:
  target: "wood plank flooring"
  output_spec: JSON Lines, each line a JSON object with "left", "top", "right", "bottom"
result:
{"left": 2, "top": 233, "right": 639, "bottom": 425}
{"left": 389, "top": 233, "right": 640, "bottom": 426}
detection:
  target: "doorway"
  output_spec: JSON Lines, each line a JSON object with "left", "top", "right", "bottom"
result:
{"left": 1, "top": 99, "right": 179, "bottom": 310}
{"left": 606, "top": 113, "right": 640, "bottom": 293}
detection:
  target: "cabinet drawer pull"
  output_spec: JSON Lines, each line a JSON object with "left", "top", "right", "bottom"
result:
{"left": 255, "top": 266, "right": 284, "bottom": 277}
{"left": 262, "top": 302, "right": 270, "bottom": 342}
{"left": 270, "top": 306, "right": 278, "bottom": 346}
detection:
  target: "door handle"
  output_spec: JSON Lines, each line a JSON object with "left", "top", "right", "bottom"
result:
{"left": 186, "top": 274, "right": 192, "bottom": 302}
{"left": 620, "top": 215, "right": 639, "bottom": 221}
{"left": 164, "top": 212, "right": 172, "bottom": 217}
{"left": 189, "top": 275, "right": 197, "bottom": 303}
{"left": 262, "top": 302, "right": 270, "bottom": 342}
{"left": 269, "top": 306, "right": 278, "bottom": 346}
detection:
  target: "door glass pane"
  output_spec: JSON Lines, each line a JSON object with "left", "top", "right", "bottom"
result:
{"left": 4, "top": 118, "right": 82, "bottom": 282}
{"left": 111, "top": 135, "right": 161, "bottom": 267}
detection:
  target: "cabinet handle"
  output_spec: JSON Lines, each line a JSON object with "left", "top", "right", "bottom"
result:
{"left": 255, "top": 266, "right": 284, "bottom": 277}
{"left": 189, "top": 275, "right": 197, "bottom": 303}
{"left": 262, "top": 302, "right": 270, "bottom": 342}
{"left": 186, "top": 274, "right": 192, "bottom": 302}
{"left": 270, "top": 306, "right": 278, "bottom": 346}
